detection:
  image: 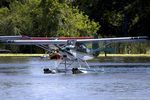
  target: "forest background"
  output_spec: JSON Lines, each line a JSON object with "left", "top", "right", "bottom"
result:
{"left": 0, "top": 0, "right": 150, "bottom": 54}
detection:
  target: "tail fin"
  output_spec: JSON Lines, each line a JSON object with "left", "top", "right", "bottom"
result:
{"left": 92, "top": 34, "right": 99, "bottom": 57}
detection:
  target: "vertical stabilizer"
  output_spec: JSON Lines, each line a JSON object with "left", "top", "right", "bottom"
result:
{"left": 92, "top": 34, "right": 99, "bottom": 57}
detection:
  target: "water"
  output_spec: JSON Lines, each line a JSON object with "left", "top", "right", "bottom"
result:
{"left": 0, "top": 57, "right": 150, "bottom": 100}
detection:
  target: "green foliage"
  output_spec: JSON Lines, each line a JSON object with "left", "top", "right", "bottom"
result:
{"left": 107, "top": 42, "right": 150, "bottom": 54}
{"left": 0, "top": 0, "right": 100, "bottom": 53}
{"left": 38, "top": 0, "right": 100, "bottom": 37}
{"left": 73, "top": 0, "right": 150, "bottom": 54}
{"left": 0, "top": 0, "right": 35, "bottom": 35}
{"left": 73, "top": 0, "right": 150, "bottom": 37}
{"left": 0, "top": 0, "right": 100, "bottom": 37}
{"left": 0, "top": 0, "right": 149, "bottom": 54}
{"left": 146, "top": 49, "right": 150, "bottom": 54}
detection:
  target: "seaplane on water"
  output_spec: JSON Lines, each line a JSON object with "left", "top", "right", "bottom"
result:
{"left": 0, "top": 35, "right": 149, "bottom": 74}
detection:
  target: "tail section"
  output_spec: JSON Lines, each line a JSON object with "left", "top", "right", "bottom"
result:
{"left": 92, "top": 34, "right": 99, "bottom": 57}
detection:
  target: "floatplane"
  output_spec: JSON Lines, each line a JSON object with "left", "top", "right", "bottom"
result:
{"left": 0, "top": 35, "right": 149, "bottom": 74}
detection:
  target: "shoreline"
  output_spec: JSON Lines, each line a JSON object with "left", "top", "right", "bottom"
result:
{"left": 98, "top": 54, "right": 150, "bottom": 57}
{"left": 0, "top": 53, "right": 150, "bottom": 57}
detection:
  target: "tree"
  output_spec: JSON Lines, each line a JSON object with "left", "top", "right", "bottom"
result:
{"left": 73, "top": 0, "right": 150, "bottom": 37}
{"left": 0, "top": 0, "right": 100, "bottom": 37}
{"left": 37, "top": 0, "right": 100, "bottom": 37}
{"left": 0, "top": 0, "right": 100, "bottom": 53}
{"left": 0, "top": 0, "right": 13, "bottom": 8}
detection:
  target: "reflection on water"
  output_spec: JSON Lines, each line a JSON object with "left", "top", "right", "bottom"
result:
{"left": 0, "top": 57, "right": 150, "bottom": 100}
{"left": 0, "top": 57, "right": 30, "bottom": 63}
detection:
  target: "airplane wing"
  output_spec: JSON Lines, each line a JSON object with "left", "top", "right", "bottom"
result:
{"left": 1, "top": 36, "right": 149, "bottom": 45}
{"left": 0, "top": 36, "right": 22, "bottom": 41}
{"left": 5, "top": 40, "right": 68, "bottom": 45}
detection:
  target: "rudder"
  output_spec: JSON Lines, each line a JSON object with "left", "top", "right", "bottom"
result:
{"left": 92, "top": 34, "right": 99, "bottom": 57}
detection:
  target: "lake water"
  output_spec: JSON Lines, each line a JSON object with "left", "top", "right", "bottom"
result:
{"left": 0, "top": 57, "right": 150, "bottom": 100}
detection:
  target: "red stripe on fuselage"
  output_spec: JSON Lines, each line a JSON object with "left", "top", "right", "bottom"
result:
{"left": 31, "top": 37, "right": 50, "bottom": 40}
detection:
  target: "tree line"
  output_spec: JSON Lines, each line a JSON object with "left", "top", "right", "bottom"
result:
{"left": 0, "top": 0, "right": 149, "bottom": 54}
{"left": 73, "top": 0, "right": 150, "bottom": 37}
{"left": 0, "top": 0, "right": 100, "bottom": 36}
